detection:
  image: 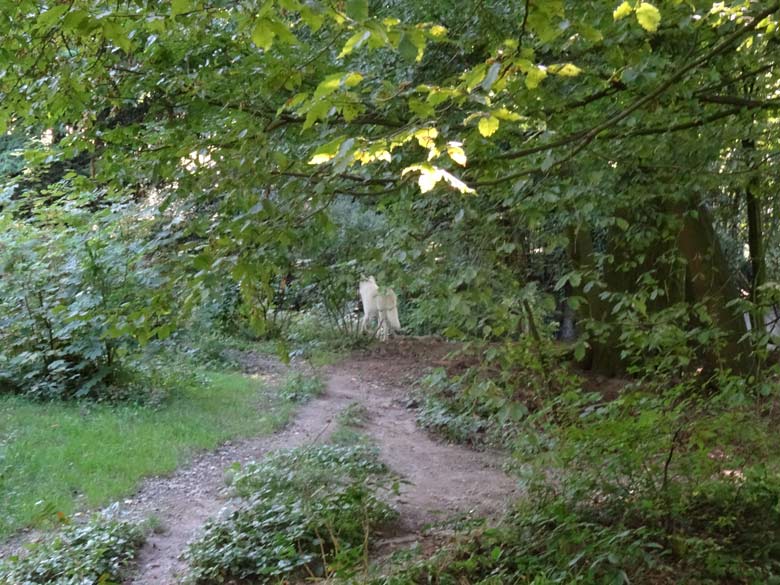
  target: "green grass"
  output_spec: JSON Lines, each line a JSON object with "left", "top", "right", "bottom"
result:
{"left": 0, "top": 371, "right": 295, "bottom": 539}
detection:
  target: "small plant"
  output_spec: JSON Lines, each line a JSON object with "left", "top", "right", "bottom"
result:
{"left": 184, "top": 444, "right": 398, "bottom": 584}
{"left": 279, "top": 370, "right": 325, "bottom": 402}
{"left": 0, "top": 514, "right": 146, "bottom": 584}
{"left": 332, "top": 401, "right": 372, "bottom": 446}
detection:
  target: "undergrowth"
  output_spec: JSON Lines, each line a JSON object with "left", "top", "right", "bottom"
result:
{"left": 0, "top": 514, "right": 146, "bottom": 585}
{"left": 382, "top": 340, "right": 780, "bottom": 584}
{"left": 184, "top": 444, "right": 397, "bottom": 584}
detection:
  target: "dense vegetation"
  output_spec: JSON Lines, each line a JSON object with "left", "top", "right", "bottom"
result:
{"left": 2, "top": 0, "right": 780, "bottom": 582}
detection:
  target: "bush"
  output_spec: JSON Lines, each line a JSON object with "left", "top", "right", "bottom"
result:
{"left": 0, "top": 199, "right": 172, "bottom": 400}
{"left": 0, "top": 515, "right": 146, "bottom": 585}
{"left": 185, "top": 445, "right": 397, "bottom": 584}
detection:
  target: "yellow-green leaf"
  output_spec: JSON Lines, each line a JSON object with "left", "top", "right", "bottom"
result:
{"left": 339, "top": 30, "right": 371, "bottom": 58}
{"left": 308, "top": 137, "right": 346, "bottom": 165}
{"left": 447, "top": 142, "right": 467, "bottom": 166}
{"left": 414, "top": 127, "right": 439, "bottom": 149}
{"left": 635, "top": 2, "right": 661, "bottom": 32}
{"left": 429, "top": 24, "right": 447, "bottom": 38}
{"left": 171, "top": 0, "right": 192, "bottom": 17}
{"left": 613, "top": 1, "right": 633, "bottom": 20}
{"left": 252, "top": 20, "right": 275, "bottom": 50}
{"left": 478, "top": 116, "right": 499, "bottom": 137}
{"left": 525, "top": 67, "right": 547, "bottom": 90}
{"left": 343, "top": 72, "right": 363, "bottom": 87}
{"left": 550, "top": 63, "right": 582, "bottom": 76}
{"left": 493, "top": 108, "right": 522, "bottom": 121}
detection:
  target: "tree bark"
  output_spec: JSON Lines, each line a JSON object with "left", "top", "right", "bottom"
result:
{"left": 676, "top": 203, "right": 754, "bottom": 373}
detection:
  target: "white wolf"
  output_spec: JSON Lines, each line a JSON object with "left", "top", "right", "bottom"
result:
{"left": 359, "top": 276, "right": 401, "bottom": 341}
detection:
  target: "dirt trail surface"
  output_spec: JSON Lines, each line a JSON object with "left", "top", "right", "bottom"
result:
{"left": 3, "top": 339, "right": 519, "bottom": 584}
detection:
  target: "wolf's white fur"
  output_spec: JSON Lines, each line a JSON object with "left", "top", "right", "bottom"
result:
{"left": 359, "top": 276, "right": 401, "bottom": 341}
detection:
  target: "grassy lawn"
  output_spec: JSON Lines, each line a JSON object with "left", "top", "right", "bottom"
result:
{"left": 0, "top": 370, "right": 294, "bottom": 539}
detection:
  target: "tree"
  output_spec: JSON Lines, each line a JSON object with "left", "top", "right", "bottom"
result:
{"left": 1, "top": 0, "right": 779, "bottom": 378}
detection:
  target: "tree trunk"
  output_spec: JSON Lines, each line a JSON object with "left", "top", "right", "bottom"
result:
{"left": 676, "top": 203, "right": 754, "bottom": 374}
{"left": 567, "top": 225, "right": 624, "bottom": 376}
{"left": 744, "top": 138, "right": 766, "bottom": 331}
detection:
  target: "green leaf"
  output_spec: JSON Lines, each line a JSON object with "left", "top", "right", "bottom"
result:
{"left": 266, "top": 19, "right": 298, "bottom": 45}
{"left": 635, "top": 2, "right": 661, "bottom": 32}
{"left": 171, "top": 0, "right": 192, "bottom": 17}
{"left": 102, "top": 21, "right": 132, "bottom": 53}
{"left": 578, "top": 23, "right": 604, "bottom": 42}
{"left": 36, "top": 5, "right": 69, "bottom": 29}
{"left": 478, "top": 116, "right": 499, "bottom": 137}
{"left": 346, "top": 0, "right": 369, "bottom": 20}
{"left": 252, "top": 20, "right": 275, "bottom": 50}
{"left": 463, "top": 64, "right": 486, "bottom": 92}
{"left": 303, "top": 100, "right": 331, "bottom": 130}
{"left": 409, "top": 98, "right": 435, "bottom": 118}
{"left": 398, "top": 31, "right": 425, "bottom": 62}
{"left": 481, "top": 62, "right": 501, "bottom": 91}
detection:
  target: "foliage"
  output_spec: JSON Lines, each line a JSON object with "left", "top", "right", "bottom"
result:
{"left": 0, "top": 198, "right": 173, "bottom": 400}
{"left": 415, "top": 339, "right": 580, "bottom": 447}
{"left": 278, "top": 370, "right": 326, "bottom": 402}
{"left": 185, "top": 444, "right": 397, "bottom": 584}
{"left": 0, "top": 514, "right": 145, "bottom": 585}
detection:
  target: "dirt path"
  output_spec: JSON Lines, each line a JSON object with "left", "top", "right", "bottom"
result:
{"left": 121, "top": 341, "right": 518, "bottom": 583}
{"left": 125, "top": 361, "right": 356, "bottom": 585}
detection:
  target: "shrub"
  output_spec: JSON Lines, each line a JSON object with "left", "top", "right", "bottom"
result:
{"left": 0, "top": 200, "right": 172, "bottom": 400}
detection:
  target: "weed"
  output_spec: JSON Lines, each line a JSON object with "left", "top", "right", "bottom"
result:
{"left": 279, "top": 370, "right": 326, "bottom": 402}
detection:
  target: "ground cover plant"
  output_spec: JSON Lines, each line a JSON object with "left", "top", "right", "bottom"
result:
{"left": 185, "top": 443, "right": 398, "bottom": 584}
{"left": 0, "top": 514, "right": 146, "bottom": 585}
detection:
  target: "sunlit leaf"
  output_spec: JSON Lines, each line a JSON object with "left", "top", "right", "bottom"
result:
{"left": 525, "top": 66, "right": 547, "bottom": 89}
{"left": 550, "top": 63, "right": 582, "bottom": 76}
{"left": 613, "top": 1, "right": 633, "bottom": 20}
{"left": 339, "top": 30, "right": 371, "bottom": 57}
{"left": 635, "top": 2, "right": 661, "bottom": 32}
{"left": 252, "top": 20, "right": 275, "bottom": 50}
{"left": 447, "top": 142, "right": 467, "bottom": 166}
{"left": 478, "top": 116, "right": 499, "bottom": 137}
